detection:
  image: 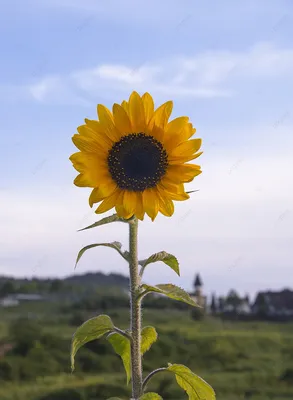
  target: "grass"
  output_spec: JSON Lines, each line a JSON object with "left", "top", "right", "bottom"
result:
{"left": 0, "top": 305, "right": 293, "bottom": 399}
{"left": 0, "top": 373, "right": 125, "bottom": 400}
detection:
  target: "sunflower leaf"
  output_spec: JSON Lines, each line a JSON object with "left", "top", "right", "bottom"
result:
{"left": 78, "top": 213, "right": 127, "bottom": 232}
{"left": 107, "top": 332, "right": 131, "bottom": 384}
{"left": 139, "top": 251, "right": 180, "bottom": 276}
{"left": 141, "top": 284, "right": 198, "bottom": 307}
{"left": 71, "top": 315, "right": 114, "bottom": 371}
{"left": 107, "top": 326, "right": 158, "bottom": 384}
{"left": 139, "top": 393, "right": 163, "bottom": 400}
{"left": 107, "top": 398, "right": 124, "bottom": 400}
{"left": 167, "top": 364, "right": 216, "bottom": 400}
{"left": 141, "top": 326, "right": 158, "bottom": 354}
{"left": 75, "top": 242, "right": 129, "bottom": 268}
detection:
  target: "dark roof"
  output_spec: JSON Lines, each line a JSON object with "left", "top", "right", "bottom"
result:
{"left": 254, "top": 289, "right": 293, "bottom": 310}
{"left": 194, "top": 274, "right": 203, "bottom": 287}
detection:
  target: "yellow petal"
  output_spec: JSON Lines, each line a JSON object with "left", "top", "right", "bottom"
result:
{"left": 145, "top": 124, "right": 164, "bottom": 143}
{"left": 135, "top": 192, "right": 145, "bottom": 221}
{"left": 142, "top": 188, "right": 160, "bottom": 221}
{"left": 117, "top": 206, "right": 133, "bottom": 219}
{"left": 142, "top": 92, "right": 154, "bottom": 124}
{"left": 89, "top": 188, "right": 105, "bottom": 207}
{"left": 83, "top": 119, "right": 113, "bottom": 148}
{"left": 95, "top": 189, "right": 120, "bottom": 214}
{"left": 160, "top": 177, "right": 190, "bottom": 194}
{"left": 159, "top": 177, "right": 183, "bottom": 194}
{"left": 166, "top": 116, "right": 189, "bottom": 134}
{"left": 184, "top": 123, "right": 196, "bottom": 140}
{"left": 169, "top": 152, "right": 203, "bottom": 165}
{"left": 158, "top": 183, "right": 190, "bottom": 201}
{"left": 70, "top": 152, "right": 110, "bottom": 186}
{"left": 167, "top": 164, "right": 202, "bottom": 183}
{"left": 128, "top": 91, "right": 146, "bottom": 132}
{"left": 70, "top": 152, "right": 105, "bottom": 171}
{"left": 112, "top": 103, "right": 132, "bottom": 134}
{"left": 72, "top": 134, "right": 108, "bottom": 155}
{"left": 115, "top": 191, "right": 133, "bottom": 219}
{"left": 97, "top": 104, "right": 121, "bottom": 142}
{"left": 170, "top": 138, "right": 202, "bottom": 157}
{"left": 157, "top": 188, "right": 175, "bottom": 217}
{"left": 123, "top": 190, "right": 138, "bottom": 216}
{"left": 89, "top": 181, "right": 117, "bottom": 207}
{"left": 121, "top": 100, "right": 129, "bottom": 114}
{"left": 149, "top": 101, "right": 173, "bottom": 130}
{"left": 83, "top": 119, "right": 103, "bottom": 133}
{"left": 163, "top": 117, "right": 190, "bottom": 151}
{"left": 73, "top": 174, "right": 93, "bottom": 187}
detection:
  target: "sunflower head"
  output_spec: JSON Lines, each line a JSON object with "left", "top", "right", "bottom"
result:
{"left": 69, "top": 91, "right": 202, "bottom": 221}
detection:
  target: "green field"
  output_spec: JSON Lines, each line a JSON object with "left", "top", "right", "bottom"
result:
{"left": 0, "top": 302, "right": 293, "bottom": 399}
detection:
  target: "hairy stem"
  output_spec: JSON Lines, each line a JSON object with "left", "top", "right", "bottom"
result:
{"left": 129, "top": 217, "right": 142, "bottom": 399}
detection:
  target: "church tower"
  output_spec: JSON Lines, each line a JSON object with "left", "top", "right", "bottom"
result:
{"left": 192, "top": 273, "right": 206, "bottom": 308}
{"left": 194, "top": 273, "right": 203, "bottom": 297}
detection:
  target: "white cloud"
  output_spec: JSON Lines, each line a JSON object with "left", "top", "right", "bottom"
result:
{"left": 28, "top": 76, "right": 91, "bottom": 106}
{"left": 21, "top": 41, "right": 293, "bottom": 105}
{"left": 1, "top": 129, "right": 292, "bottom": 294}
{"left": 178, "top": 42, "right": 293, "bottom": 85}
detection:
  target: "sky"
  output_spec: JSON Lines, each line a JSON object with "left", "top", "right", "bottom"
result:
{"left": 0, "top": 0, "right": 292, "bottom": 299}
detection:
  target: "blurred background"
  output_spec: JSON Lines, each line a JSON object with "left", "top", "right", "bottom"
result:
{"left": 0, "top": 0, "right": 293, "bottom": 399}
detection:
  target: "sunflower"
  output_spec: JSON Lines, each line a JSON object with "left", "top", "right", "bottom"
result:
{"left": 70, "top": 91, "right": 202, "bottom": 221}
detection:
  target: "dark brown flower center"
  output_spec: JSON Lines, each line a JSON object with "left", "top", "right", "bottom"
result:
{"left": 107, "top": 133, "right": 168, "bottom": 191}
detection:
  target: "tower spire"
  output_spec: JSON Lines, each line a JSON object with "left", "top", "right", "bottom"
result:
{"left": 194, "top": 273, "right": 203, "bottom": 288}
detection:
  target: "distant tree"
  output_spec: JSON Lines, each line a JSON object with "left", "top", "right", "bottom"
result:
{"left": 191, "top": 307, "right": 204, "bottom": 321}
{"left": 244, "top": 293, "right": 250, "bottom": 305}
{"left": 254, "top": 293, "right": 269, "bottom": 317}
{"left": 210, "top": 293, "right": 218, "bottom": 314}
{"left": 0, "top": 281, "right": 16, "bottom": 297}
{"left": 218, "top": 296, "right": 225, "bottom": 312}
{"left": 226, "top": 290, "right": 242, "bottom": 313}
{"left": 49, "top": 279, "right": 63, "bottom": 293}
{"left": 19, "top": 280, "right": 38, "bottom": 294}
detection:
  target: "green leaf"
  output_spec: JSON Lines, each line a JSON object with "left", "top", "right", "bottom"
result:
{"left": 107, "top": 326, "right": 158, "bottom": 384}
{"left": 71, "top": 315, "right": 114, "bottom": 371}
{"left": 107, "top": 332, "right": 131, "bottom": 384}
{"left": 141, "top": 326, "right": 158, "bottom": 354}
{"left": 78, "top": 213, "right": 126, "bottom": 231}
{"left": 142, "top": 284, "right": 198, "bottom": 307}
{"left": 140, "top": 393, "right": 163, "bottom": 400}
{"left": 107, "top": 398, "right": 124, "bottom": 400}
{"left": 140, "top": 251, "right": 180, "bottom": 276}
{"left": 75, "top": 241, "right": 128, "bottom": 269}
{"left": 167, "top": 364, "right": 216, "bottom": 400}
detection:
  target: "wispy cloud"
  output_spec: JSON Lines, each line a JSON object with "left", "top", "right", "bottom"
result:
{"left": 13, "top": 41, "right": 293, "bottom": 105}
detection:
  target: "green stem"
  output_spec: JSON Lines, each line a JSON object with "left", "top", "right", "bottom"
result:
{"left": 129, "top": 217, "right": 142, "bottom": 399}
{"left": 142, "top": 368, "right": 167, "bottom": 391}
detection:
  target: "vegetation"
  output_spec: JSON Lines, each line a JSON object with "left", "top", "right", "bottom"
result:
{"left": 0, "top": 299, "right": 293, "bottom": 400}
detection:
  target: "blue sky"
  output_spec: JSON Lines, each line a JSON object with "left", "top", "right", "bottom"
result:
{"left": 0, "top": 0, "right": 292, "bottom": 298}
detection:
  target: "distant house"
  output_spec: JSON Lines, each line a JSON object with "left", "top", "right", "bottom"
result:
{"left": 0, "top": 293, "right": 44, "bottom": 307}
{"left": 0, "top": 297, "right": 19, "bottom": 307}
{"left": 252, "top": 289, "right": 293, "bottom": 318}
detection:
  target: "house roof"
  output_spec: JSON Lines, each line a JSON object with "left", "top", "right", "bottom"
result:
{"left": 254, "top": 289, "right": 293, "bottom": 310}
{"left": 3, "top": 294, "right": 44, "bottom": 301}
